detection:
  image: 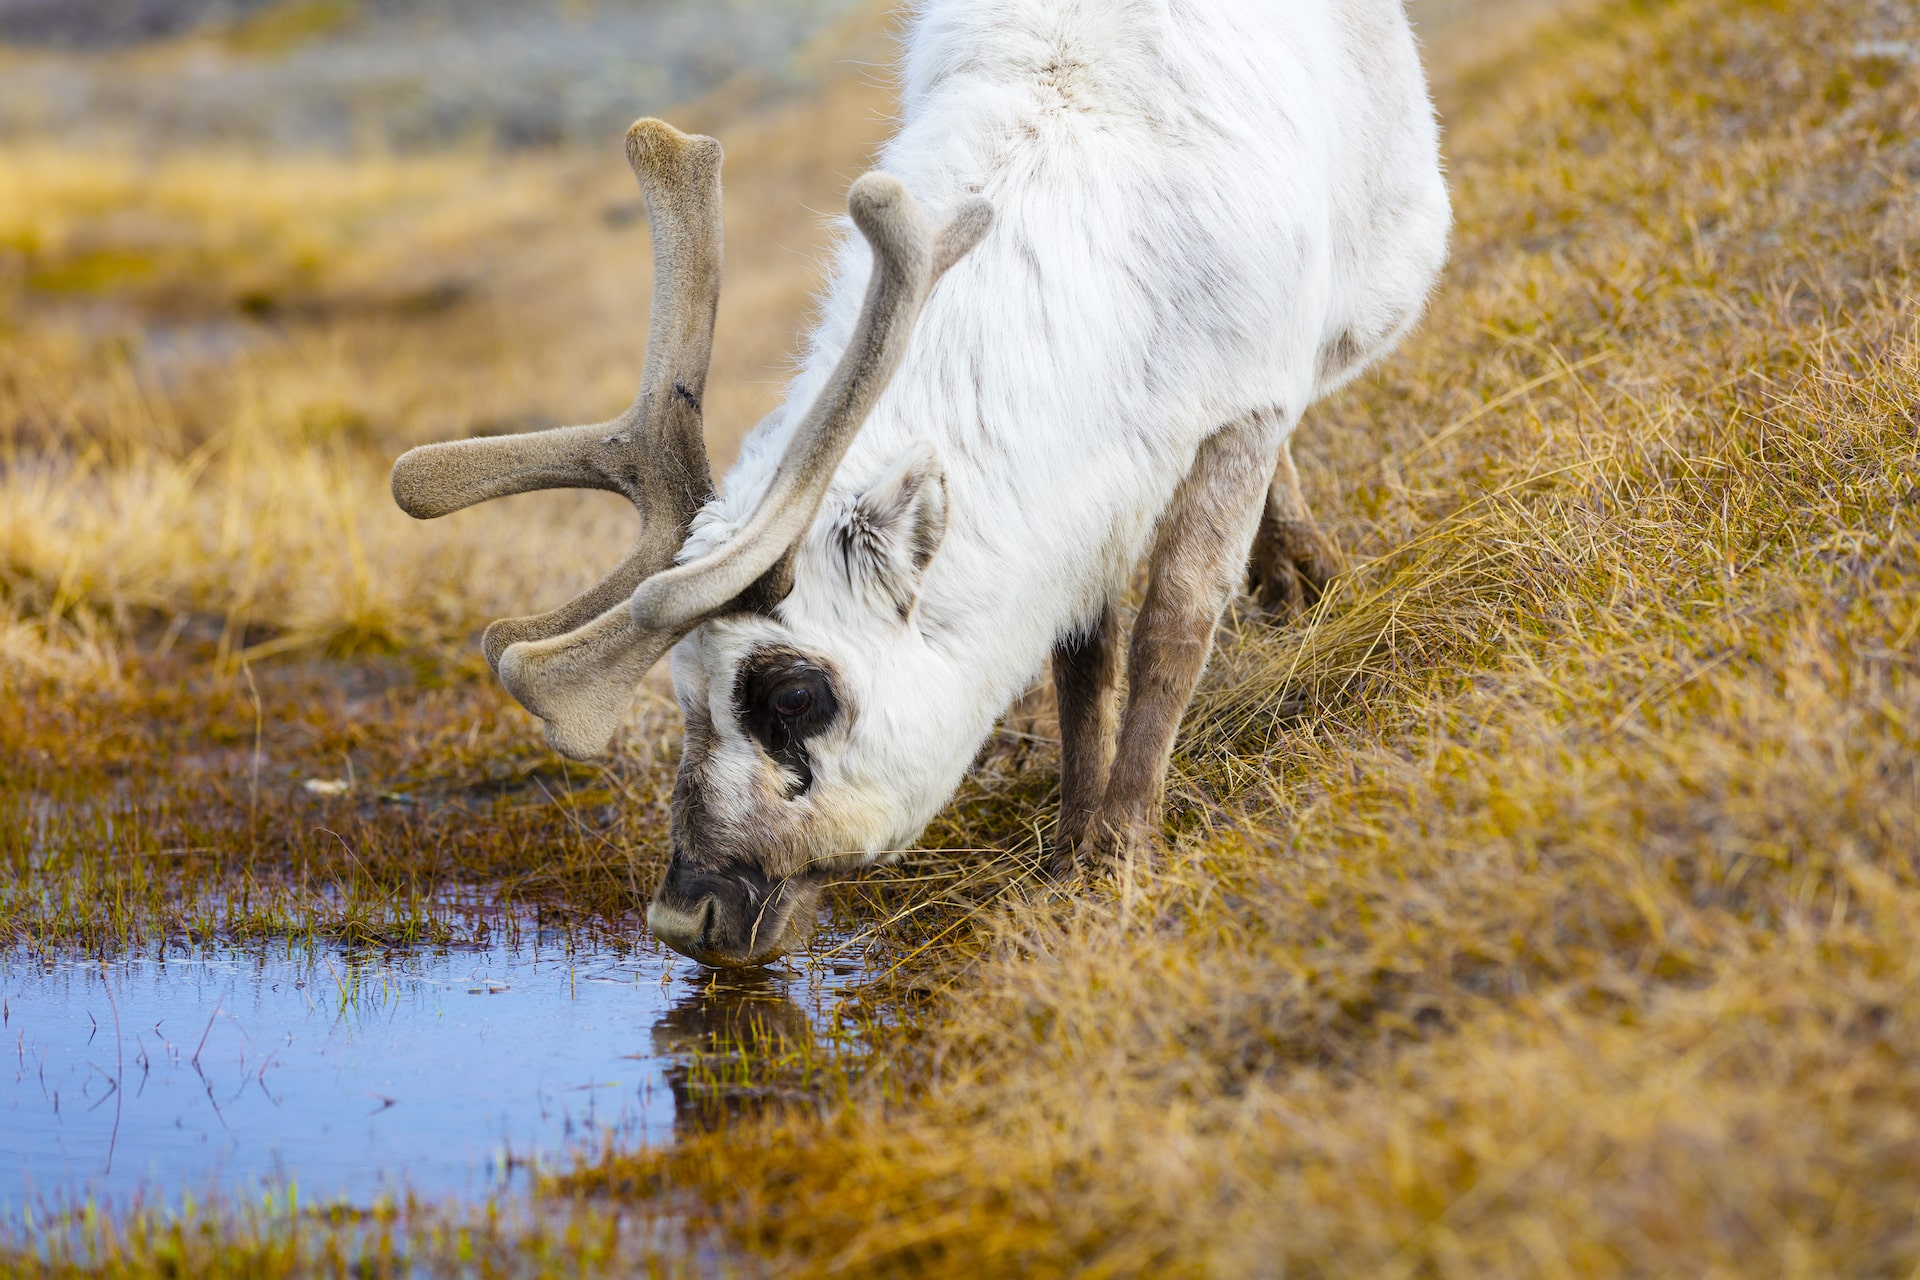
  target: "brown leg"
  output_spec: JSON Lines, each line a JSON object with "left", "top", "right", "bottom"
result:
{"left": 1247, "top": 439, "right": 1341, "bottom": 618}
{"left": 1082, "top": 411, "right": 1286, "bottom": 869}
{"left": 1050, "top": 602, "right": 1120, "bottom": 873}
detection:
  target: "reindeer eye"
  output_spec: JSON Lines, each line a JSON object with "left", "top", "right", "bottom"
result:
{"left": 736, "top": 650, "right": 840, "bottom": 799}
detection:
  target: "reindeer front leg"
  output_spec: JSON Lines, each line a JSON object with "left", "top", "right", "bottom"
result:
{"left": 1074, "top": 410, "right": 1288, "bottom": 872}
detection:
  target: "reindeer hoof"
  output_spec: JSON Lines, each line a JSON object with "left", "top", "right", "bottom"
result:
{"left": 1247, "top": 516, "right": 1339, "bottom": 619}
{"left": 1051, "top": 816, "right": 1162, "bottom": 882}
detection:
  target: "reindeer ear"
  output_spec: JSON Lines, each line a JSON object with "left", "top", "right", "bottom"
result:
{"left": 833, "top": 442, "right": 947, "bottom": 622}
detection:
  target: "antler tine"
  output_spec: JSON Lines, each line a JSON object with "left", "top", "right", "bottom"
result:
{"left": 496, "top": 176, "right": 994, "bottom": 760}
{"left": 389, "top": 118, "right": 723, "bottom": 670}
{"left": 629, "top": 177, "right": 993, "bottom": 631}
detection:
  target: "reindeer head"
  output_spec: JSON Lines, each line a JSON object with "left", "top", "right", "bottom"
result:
{"left": 391, "top": 121, "right": 991, "bottom": 968}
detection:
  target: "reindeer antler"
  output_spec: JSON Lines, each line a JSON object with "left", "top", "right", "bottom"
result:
{"left": 392, "top": 120, "right": 992, "bottom": 760}
{"left": 391, "top": 119, "right": 723, "bottom": 670}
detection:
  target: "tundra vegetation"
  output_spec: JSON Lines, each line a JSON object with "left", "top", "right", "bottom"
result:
{"left": 2, "top": 0, "right": 1918, "bottom": 1273}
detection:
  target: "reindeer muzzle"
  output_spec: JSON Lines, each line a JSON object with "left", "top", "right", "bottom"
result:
{"left": 647, "top": 856, "right": 815, "bottom": 969}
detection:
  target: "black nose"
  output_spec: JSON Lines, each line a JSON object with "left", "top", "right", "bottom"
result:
{"left": 648, "top": 856, "right": 790, "bottom": 968}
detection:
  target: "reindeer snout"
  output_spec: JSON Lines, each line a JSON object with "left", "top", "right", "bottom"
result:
{"left": 646, "top": 885, "right": 719, "bottom": 960}
{"left": 648, "top": 857, "right": 812, "bottom": 969}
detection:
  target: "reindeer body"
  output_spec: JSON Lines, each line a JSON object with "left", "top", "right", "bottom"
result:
{"left": 687, "top": 0, "right": 1449, "bottom": 846}
{"left": 394, "top": 0, "right": 1449, "bottom": 965}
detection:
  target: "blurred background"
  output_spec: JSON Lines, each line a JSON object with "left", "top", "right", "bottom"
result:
{"left": 0, "top": 0, "right": 910, "bottom": 673}
{"left": 0, "top": 0, "right": 865, "bottom": 151}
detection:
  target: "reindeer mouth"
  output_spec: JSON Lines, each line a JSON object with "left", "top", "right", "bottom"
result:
{"left": 647, "top": 861, "right": 820, "bottom": 969}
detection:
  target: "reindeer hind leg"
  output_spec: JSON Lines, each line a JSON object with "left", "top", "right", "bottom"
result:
{"left": 1247, "top": 439, "right": 1341, "bottom": 619}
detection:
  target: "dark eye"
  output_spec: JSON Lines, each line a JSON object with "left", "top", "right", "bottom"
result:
{"left": 735, "top": 651, "right": 840, "bottom": 799}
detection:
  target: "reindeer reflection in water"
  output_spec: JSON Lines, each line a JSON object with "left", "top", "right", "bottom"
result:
{"left": 650, "top": 968, "right": 823, "bottom": 1139}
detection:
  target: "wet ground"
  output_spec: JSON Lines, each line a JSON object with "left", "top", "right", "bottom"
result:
{"left": 3, "top": 930, "right": 866, "bottom": 1209}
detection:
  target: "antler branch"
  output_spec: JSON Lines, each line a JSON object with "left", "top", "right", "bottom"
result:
{"left": 391, "top": 112, "right": 991, "bottom": 759}
{"left": 389, "top": 118, "right": 724, "bottom": 670}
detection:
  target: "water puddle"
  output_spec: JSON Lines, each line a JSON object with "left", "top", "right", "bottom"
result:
{"left": 2, "top": 932, "right": 868, "bottom": 1209}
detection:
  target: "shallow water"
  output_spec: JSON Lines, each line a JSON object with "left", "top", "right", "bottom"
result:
{"left": 2, "top": 932, "right": 866, "bottom": 1209}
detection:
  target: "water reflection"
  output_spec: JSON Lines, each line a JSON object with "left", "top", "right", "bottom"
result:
{"left": 1, "top": 930, "right": 865, "bottom": 1209}
{"left": 653, "top": 968, "right": 821, "bottom": 1140}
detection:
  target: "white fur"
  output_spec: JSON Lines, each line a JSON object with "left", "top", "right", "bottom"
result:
{"left": 678, "top": 0, "right": 1450, "bottom": 860}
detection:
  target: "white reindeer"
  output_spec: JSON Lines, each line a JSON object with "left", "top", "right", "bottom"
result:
{"left": 393, "top": 0, "right": 1450, "bottom": 967}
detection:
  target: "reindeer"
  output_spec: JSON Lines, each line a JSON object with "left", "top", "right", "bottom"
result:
{"left": 392, "top": 0, "right": 1450, "bottom": 967}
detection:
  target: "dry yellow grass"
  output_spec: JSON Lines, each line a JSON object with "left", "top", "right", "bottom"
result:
{"left": 4, "top": 0, "right": 1918, "bottom": 1273}
{"left": 0, "top": 40, "right": 898, "bottom": 686}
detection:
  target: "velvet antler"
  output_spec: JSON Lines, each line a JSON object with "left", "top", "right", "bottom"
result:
{"left": 390, "top": 118, "right": 723, "bottom": 671}
{"left": 393, "top": 120, "right": 992, "bottom": 760}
